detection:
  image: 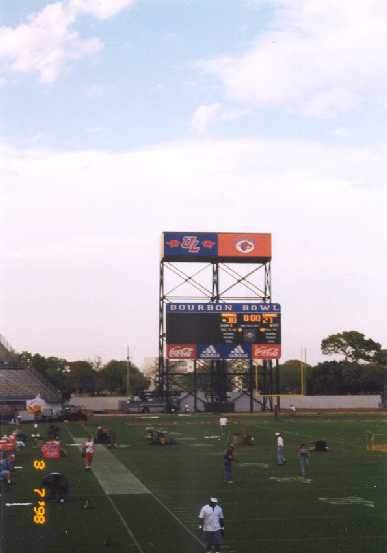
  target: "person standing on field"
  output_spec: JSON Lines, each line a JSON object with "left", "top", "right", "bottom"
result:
{"left": 275, "top": 432, "right": 286, "bottom": 465}
{"left": 298, "top": 444, "right": 310, "bottom": 477}
{"left": 82, "top": 437, "right": 95, "bottom": 471}
{"left": 219, "top": 416, "right": 228, "bottom": 437}
{"left": 223, "top": 445, "right": 234, "bottom": 483}
{"left": 198, "top": 497, "right": 225, "bottom": 553}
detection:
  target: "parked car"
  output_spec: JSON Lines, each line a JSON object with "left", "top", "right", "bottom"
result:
{"left": 121, "top": 399, "right": 167, "bottom": 414}
{"left": 57, "top": 405, "right": 88, "bottom": 421}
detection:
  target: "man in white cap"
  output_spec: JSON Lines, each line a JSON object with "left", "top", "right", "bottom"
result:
{"left": 275, "top": 432, "right": 286, "bottom": 465}
{"left": 198, "top": 497, "right": 224, "bottom": 553}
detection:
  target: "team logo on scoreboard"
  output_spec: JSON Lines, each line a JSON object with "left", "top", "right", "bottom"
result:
{"left": 225, "top": 344, "right": 250, "bottom": 359}
{"left": 167, "top": 344, "right": 197, "bottom": 359}
{"left": 165, "top": 234, "right": 216, "bottom": 255}
{"left": 235, "top": 238, "right": 256, "bottom": 254}
{"left": 198, "top": 345, "right": 222, "bottom": 359}
{"left": 252, "top": 344, "right": 281, "bottom": 360}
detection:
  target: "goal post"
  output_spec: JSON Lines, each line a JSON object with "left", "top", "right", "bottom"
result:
{"left": 255, "top": 362, "right": 305, "bottom": 397}
{"left": 367, "top": 432, "right": 387, "bottom": 452}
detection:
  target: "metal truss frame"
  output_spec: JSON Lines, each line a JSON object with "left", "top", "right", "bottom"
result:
{"left": 158, "top": 259, "right": 277, "bottom": 412}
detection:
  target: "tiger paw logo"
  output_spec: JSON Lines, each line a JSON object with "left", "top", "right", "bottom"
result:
{"left": 235, "top": 239, "right": 256, "bottom": 254}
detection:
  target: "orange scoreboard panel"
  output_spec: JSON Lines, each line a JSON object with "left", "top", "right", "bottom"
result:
{"left": 218, "top": 233, "right": 271, "bottom": 260}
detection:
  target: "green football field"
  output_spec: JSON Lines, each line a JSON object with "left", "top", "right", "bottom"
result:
{"left": 1, "top": 412, "right": 387, "bottom": 553}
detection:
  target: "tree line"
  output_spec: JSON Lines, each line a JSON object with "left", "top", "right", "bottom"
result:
{"left": 169, "top": 331, "right": 386, "bottom": 396}
{"left": 17, "top": 330, "right": 386, "bottom": 399}
{"left": 282, "top": 331, "right": 386, "bottom": 395}
{"left": 18, "top": 351, "right": 149, "bottom": 400}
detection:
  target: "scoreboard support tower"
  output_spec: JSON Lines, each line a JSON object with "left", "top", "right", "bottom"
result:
{"left": 158, "top": 232, "right": 279, "bottom": 413}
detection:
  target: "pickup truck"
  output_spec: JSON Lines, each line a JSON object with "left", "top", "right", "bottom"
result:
{"left": 120, "top": 399, "right": 168, "bottom": 414}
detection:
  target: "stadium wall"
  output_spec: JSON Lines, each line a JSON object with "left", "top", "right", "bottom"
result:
{"left": 69, "top": 394, "right": 382, "bottom": 412}
{"left": 68, "top": 396, "right": 129, "bottom": 411}
{"left": 180, "top": 393, "right": 382, "bottom": 412}
{"left": 271, "top": 395, "right": 382, "bottom": 410}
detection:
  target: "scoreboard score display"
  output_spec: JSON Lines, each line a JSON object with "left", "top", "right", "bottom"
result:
{"left": 166, "top": 303, "right": 281, "bottom": 360}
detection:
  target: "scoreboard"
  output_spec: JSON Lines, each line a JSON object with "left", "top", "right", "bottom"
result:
{"left": 166, "top": 303, "right": 281, "bottom": 360}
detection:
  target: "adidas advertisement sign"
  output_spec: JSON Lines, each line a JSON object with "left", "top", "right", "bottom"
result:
{"left": 198, "top": 344, "right": 222, "bottom": 359}
{"left": 225, "top": 344, "right": 250, "bottom": 359}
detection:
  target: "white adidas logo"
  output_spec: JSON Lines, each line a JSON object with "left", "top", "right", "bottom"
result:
{"left": 200, "top": 345, "right": 220, "bottom": 358}
{"left": 228, "top": 344, "right": 248, "bottom": 358}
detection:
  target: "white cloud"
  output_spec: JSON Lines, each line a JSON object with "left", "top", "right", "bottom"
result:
{"left": 191, "top": 103, "right": 222, "bottom": 132}
{"left": 201, "top": 0, "right": 387, "bottom": 117}
{"left": 69, "top": 0, "right": 136, "bottom": 20}
{"left": 1, "top": 138, "right": 386, "bottom": 363}
{"left": 0, "top": 0, "right": 135, "bottom": 82}
{"left": 191, "top": 103, "right": 249, "bottom": 132}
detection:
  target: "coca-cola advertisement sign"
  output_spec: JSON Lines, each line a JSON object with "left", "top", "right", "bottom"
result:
{"left": 167, "top": 344, "right": 197, "bottom": 360}
{"left": 252, "top": 344, "right": 281, "bottom": 360}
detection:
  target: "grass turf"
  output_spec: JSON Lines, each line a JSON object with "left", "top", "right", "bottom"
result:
{"left": 1, "top": 412, "right": 387, "bottom": 553}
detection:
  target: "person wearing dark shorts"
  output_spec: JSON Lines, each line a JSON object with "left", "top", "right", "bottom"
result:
{"left": 199, "top": 497, "right": 224, "bottom": 553}
{"left": 223, "top": 446, "right": 234, "bottom": 483}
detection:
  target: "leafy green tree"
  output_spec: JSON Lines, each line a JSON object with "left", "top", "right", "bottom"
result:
{"left": 307, "top": 361, "right": 343, "bottom": 395}
{"left": 321, "top": 331, "right": 382, "bottom": 363}
{"left": 279, "top": 359, "right": 311, "bottom": 393}
{"left": 17, "top": 351, "right": 70, "bottom": 398}
{"left": 68, "top": 361, "right": 96, "bottom": 395}
{"left": 18, "top": 351, "right": 33, "bottom": 367}
{"left": 100, "top": 360, "right": 149, "bottom": 395}
{"left": 17, "top": 350, "right": 149, "bottom": 398}
{"left": 307, "top": 361, "right": 384, "bottom": 395}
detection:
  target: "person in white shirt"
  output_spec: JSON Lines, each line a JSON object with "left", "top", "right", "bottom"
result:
{"left": 289, "top": 404, "right": 297, "bottom": 416}
{"left": 198, "top": 497, "right": 224, "bottom": 553}
{"left": 218, "top": 416, "right": 228, "bottom": 437}
{"left": 275, "top": 432, "right": 286, "bottom": 465}
{"left": 82, "top": 438, "right": 96, "bottom": 471}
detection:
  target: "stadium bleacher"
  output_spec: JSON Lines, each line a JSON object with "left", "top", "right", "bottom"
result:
{"left": 0, "top": 334, "right": 61, "bottom": 403}
{"left": 0, "top": 368, "right": 61, "bottom": 403}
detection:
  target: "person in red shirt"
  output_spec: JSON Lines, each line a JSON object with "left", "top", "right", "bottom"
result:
{"left": 82, "top": 437, "right": 95, "bottom": 471}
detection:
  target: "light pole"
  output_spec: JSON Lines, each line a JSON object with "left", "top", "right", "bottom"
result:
{"left": 126, "top": 346, "right": 131, "bottom": 398}
{"left": 381, "top": 349, "right": 387, "bottom": 408}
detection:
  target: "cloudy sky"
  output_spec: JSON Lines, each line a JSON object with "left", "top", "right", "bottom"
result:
{"left": 0, "top": 0, "right": 386, "bottom": 367}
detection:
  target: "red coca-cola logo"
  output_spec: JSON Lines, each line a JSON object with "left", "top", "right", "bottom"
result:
{"left": 252, "top": 344, "right": 281, "bottom": 359}
{"left": 167, "top": 344, "right": 197, "bottom": 359}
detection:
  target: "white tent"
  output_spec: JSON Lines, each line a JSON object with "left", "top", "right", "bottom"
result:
{"left": 26, "top": 394, "right": 47, "bottom": 414}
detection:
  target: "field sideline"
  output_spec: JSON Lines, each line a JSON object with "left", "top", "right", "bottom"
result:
{"left": 1, "top": 412, "right": 387, "bottom": 553}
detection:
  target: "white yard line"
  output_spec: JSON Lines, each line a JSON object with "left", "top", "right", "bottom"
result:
{"left": 65, "top": 426, "right": 145, "bottom": 553}
{"left": 73, "top": 438, "right": 150, "bottom": 495}
{"left": 148, "top": 492, "right": 204, "bottom": 548}
{"left": 105, "top": 494, "right": 146, "bottom": 553}
{"left": 65, "top": 425, "right": 204, "bottom": 550}
{"left": 5, "top": 502, "right": 32, "bottom": 507}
